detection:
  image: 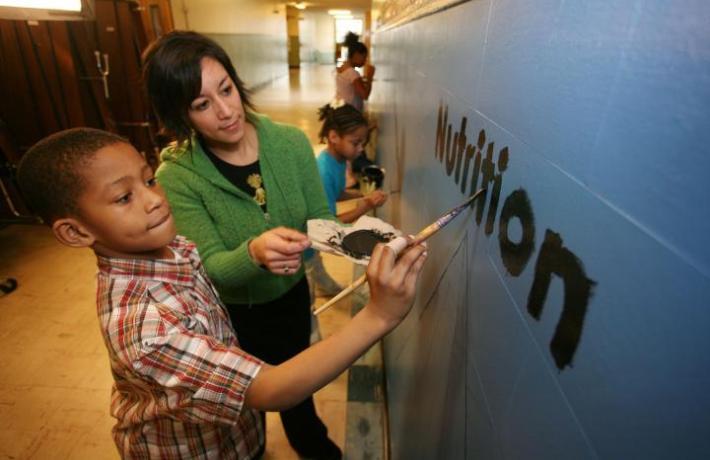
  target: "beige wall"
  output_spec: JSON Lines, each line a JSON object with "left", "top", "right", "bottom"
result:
{"left": 171, "top": 0, "right": 285, "bottom": 35}
{"left": 286, "top": 5, "right": 299, "bottom": 37}
{"left": 169, "top": 0, "right": 288, "bottom": 89}
{"left": 299, "top": 11, "right": 334, "bottom": 64}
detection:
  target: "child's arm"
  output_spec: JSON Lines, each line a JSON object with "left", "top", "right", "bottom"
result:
{"left": 336, "top": 190, "right": 388, "bottom": 224}
{"left": 338, "top": 188, "right": 362, "bottom": 200}
{"left": 353, "top": 65, "right": 376, "bottom": 100}
{"left": 244, "top": 242, "right": 426, "bottom": 410}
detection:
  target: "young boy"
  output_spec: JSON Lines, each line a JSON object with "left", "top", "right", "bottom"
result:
{"left": 16, "top": 128, "right": 426, "bottom": 459}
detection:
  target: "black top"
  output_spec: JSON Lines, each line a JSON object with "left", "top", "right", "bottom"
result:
{"left": 202, "top": 140, "right": 267, "bottom": 212}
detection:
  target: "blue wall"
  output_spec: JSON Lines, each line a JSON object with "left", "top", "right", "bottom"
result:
{"left": 371, "top": 1, "right": 710, "bottom": 458}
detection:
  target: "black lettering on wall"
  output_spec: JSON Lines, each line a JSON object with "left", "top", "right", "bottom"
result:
{"left": 453, "top": 117, "right": 467, "bottom": 183}
{"left": 468, "top": 134, "right": 483, "bottom": 197}
{"left": 484, "top": 146, "right": 508, "bottom": 235}
{"left": 474, "top": 142, "right": 496, "bottom": 226}
{"left": 444, "top": 121, "right": 455, "bottom": 176}
{"left": 498, "top": 188, "right": 535, "bottom": 276}
{"left": 460, "top": 144, "right": 476, "bottom": 194}
{"left": 433, "top": 102, "right": 594, "bottom": 371}
{"left": 527, "top": 230, "right": 596, "bottom": 370}
{"left": 435, "top": 104, "right": 448, "bottom": 162}
{"left": 446, "top": 129, "right": 456, "bottom": 175}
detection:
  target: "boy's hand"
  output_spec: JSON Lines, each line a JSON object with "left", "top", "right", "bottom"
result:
{"left": 249, "top": 227, "right": 310, "bottom": 275}
{"left": 364, "top": 190, "right": 387, "bottom": 209}
{"left": 245, "top": 240, "right": 424, "bottom": 412}
{"left": 365, "top": 242, "right": 427, "bottom": 328}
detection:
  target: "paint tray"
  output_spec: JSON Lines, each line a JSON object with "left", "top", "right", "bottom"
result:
{"left": 307, "top": 215, "right": 402, "bottom": 265}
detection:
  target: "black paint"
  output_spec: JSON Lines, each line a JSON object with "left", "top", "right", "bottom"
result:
{"left": 435, "top": 102, "right": 596, "bottom": 371}
{"left": 453, "top": 118, "right": 468, "bottom": 184}
{"left": 498, "top": 188, "right": 535, "bottom": 276}
{"left": 527, "top": 230, "right": 596, "bottom": 370}
{"left": 341, "top": 229, "right": 395, "bottom": 260}
{"left": 435, "top": 103, "right": 448, "bottom": 164}
{"left": 362, "top": 165, "right": 385, "bottom": 188}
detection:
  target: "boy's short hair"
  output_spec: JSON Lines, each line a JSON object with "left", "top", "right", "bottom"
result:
{"left": 17, "top": 128, "right": 128, "bottom": 224}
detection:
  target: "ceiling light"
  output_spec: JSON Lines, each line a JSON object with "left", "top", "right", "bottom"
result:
{"left": 328, "top": 9, "right": 351, "bottom": 16}
{"left": 0, "top": 0, "right": 81, "bottom": 10}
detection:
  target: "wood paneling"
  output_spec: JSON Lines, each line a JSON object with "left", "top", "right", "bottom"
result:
{"left": 0, "top": 0, "right": 172, "bottom": 219}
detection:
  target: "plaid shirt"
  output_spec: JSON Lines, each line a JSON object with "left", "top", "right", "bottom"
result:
{"left": 96, "top": 236, "right": 264, "bottom": 459}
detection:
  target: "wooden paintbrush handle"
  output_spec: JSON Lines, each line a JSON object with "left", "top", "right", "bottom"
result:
{"left": 313, "top": 274, "right": 367, "bottom": 315}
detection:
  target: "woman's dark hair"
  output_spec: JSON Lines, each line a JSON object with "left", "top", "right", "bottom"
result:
{"left": 141, "top": 30, "right": 256, "bottom": 144}
{"left": 343, "top": 31, "right": 368, "bottom": 58}
{"left": 318, "top": 102, "right": 368, "bottom": 142}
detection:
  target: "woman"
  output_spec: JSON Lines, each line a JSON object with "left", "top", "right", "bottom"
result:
{"left": 142, "top": 31, "right": 341, "bottom": 460}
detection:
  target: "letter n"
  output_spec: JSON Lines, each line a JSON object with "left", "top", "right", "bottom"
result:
{"left": 527, "top": 230, "right": 596, "bottom": 370}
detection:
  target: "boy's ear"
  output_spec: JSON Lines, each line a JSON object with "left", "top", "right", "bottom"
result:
{"left": 52, "top": 218, "right": 96, "bottom": 249}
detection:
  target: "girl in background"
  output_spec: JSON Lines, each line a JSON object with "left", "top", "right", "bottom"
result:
{"left": 304, "top": 101, "right": 387, "bottom": 304}
{"left": 335, "top": 33, "right": 375, "bottom": 113}
{"left": 316, "top": 101, "right": 386, "bottom": 222}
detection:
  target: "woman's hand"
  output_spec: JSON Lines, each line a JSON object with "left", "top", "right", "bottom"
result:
{"left": 248, "top": 227, "right": 310, "bottom": 275}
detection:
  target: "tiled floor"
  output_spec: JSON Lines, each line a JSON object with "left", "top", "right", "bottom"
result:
{"left": 0, "top": 63, "right": 355, "bottom": 459}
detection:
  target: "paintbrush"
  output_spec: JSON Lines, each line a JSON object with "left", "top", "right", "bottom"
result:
{"left": 313, "top": 188, "right": 486, "bottom": 315}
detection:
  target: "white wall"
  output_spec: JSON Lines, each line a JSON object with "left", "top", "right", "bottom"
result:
{"left": 299, "top": 11, "right": 334, "bottom": 64}
{"left": 171, "top": 0, "right": 285, "bottom": 35}
{"left": 168, "top": 0, "right": 288, "bottom": 89}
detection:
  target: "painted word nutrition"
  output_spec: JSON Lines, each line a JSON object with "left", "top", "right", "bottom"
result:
{"left": 435, "top": 103, "right": 595, "bottom": 371}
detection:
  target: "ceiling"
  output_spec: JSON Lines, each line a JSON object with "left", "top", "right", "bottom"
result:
{"left": 283, "top": 1, "right": 373, "bottom": 13}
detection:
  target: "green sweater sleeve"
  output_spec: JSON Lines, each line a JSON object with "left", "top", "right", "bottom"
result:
{"left": 156, "top": 163, "right": 267, "bottom": 292}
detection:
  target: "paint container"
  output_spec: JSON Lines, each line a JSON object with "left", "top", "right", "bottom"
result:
{"left": 359, "top": 165, "right": 386, "bottom": 194}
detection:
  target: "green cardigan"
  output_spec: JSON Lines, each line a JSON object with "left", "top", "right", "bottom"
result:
{"left": 156, "top": 114, "right": 333, "bottom": 305}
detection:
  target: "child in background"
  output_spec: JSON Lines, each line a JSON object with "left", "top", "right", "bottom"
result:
{"left": 16, "top": 128, "right": 426, "bottom": 459}
{"left": 335, "top": 32, "right": 375, "bottom": 113}
{"left": 304, "top": 101, "right": 387, "bottom": 301}
{"left": 316, "top": 101, "right": 387, "bottom": 222}
{"left": 304, "top": 101, "right": 389, "bottom": 302}
{"left": 335, "top": 32, "right": 378, "bottom": 177}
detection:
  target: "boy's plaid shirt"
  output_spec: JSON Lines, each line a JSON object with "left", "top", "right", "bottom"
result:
{"left": 96, "top": 236, "right": 264, "bottom": 459}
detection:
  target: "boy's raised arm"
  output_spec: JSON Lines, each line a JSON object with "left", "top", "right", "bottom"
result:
{"left": 244, "top": 243, "right": 427, "bottom": 411}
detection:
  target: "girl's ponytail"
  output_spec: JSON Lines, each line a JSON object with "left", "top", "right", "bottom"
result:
{"left": 318, "top": 100, "right": 367, "bottom": 142}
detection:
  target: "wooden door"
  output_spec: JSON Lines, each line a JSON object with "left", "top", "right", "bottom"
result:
{"left": 0, "top": 0, "right": 173, "bottom": 220}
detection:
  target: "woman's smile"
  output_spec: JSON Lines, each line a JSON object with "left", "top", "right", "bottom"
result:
{"left": 221, "top": 118, "right": 241, "bottom": 132}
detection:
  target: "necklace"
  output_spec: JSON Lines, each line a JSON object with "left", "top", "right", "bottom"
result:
{"left": 247, "top": 173, "right": 266, "bottom": 206}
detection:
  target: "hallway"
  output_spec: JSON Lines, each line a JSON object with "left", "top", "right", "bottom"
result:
{"left": 0, "top": 63, "right": 356, "bottom": 459}
{"left": 253, "top": 63, "right": 356, "bottom": 460}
